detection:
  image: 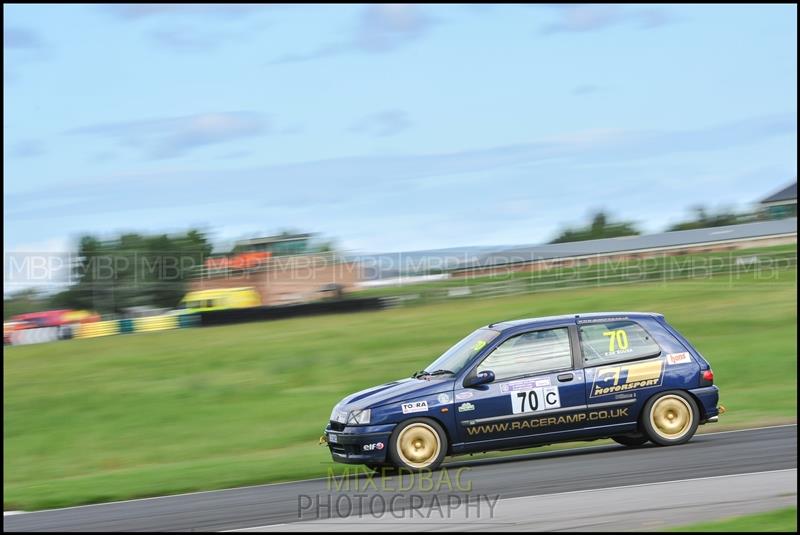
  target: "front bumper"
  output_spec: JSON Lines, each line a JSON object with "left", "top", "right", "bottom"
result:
{"left": 323, "top": 423, "right": 396, "bottom": 465}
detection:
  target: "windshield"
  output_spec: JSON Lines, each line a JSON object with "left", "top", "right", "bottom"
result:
{"left": 424, "top": 328, "right": 500, "bottom": 375}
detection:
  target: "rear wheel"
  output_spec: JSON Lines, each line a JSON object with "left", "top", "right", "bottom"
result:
{"left": 612, "top": 434, "right": 649, "bottom": 447}
{"left": 642, "top": 391, "right": 699, "bottom": 446}
{"left": 388, "top": 418, "right": 447, "bottom": 471}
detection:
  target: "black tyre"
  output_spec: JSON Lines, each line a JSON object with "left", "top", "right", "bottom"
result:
{"left": 612, "top": 434, "right": 649, "bottom": 447}
{"left": 388, "top": 418, "right": 448, "bottom": 471}
{"left": 641, "top": 390, "right": 699, "bottom": 446}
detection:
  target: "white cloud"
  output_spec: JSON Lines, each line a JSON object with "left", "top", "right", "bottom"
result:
{"left": 67, "top": 112, "right": 269, "bottom": 159}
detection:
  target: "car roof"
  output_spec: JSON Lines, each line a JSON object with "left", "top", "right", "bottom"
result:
{"left": 487, "top": 311, "right": 664, "bottom": 332}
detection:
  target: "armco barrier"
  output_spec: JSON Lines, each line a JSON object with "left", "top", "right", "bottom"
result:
{"left": 177, "top": 314, "right": 201, "bottom": 328}
{"left": 7, "top": 300, "right": 378, "bottom": 346}
{"left": 198, "top": 297, "right": 388, "bottom": 326}
{"left": 6, "top": 313, "right": 201, "bottom": 346}
{"left": 133, "top": 315, "right": 179, "bottom": 333}
{"left": 75, "top": 320, "right": 120, "bottom": 339}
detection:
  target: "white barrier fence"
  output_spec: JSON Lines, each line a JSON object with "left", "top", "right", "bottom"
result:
{"left": 379, "top": 250, "right": 798, "bottom": 305}
{"left": 8, "top": 326, "right": 66, "bottom": 346}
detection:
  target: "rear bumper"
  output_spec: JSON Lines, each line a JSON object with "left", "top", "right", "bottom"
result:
{"left": 324, "top": 423, "right": 396, "bottom": 465}
{"left": 689, "top": 385, "right": 720, "bottom": 422}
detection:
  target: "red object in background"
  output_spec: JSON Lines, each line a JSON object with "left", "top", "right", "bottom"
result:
{"left": 11, "top": 310, "right": 72, "bottom": 328}
{"left": 204, "top": 252, "right": 271, "bottom": 270}
{"left": 5, "top": 309, "right": 99, "bottom": 344}
{"left": 9, "top": 310, "right": 100, "bottom": 329}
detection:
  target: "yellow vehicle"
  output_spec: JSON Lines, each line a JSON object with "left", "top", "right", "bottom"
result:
{"left": 177, "top": 287, "right": 261, "bottom": 313}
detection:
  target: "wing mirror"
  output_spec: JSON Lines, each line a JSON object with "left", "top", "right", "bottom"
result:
{"left": 464, "top": 369, "right": 495, "bottom": 388}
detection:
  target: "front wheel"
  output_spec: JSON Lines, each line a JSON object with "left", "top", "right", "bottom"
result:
{"left": 388, "top": 418, "right": 448, "bottom": 471}
{"left": 642, "top": 391, "right": 699, "bottom": 446}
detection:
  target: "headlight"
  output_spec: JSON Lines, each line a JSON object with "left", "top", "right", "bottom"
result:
{"left": 347, "top": 409, "right": 371, "bottom": 425}
{"left": 330, "top": 404, "right": 348, "bottom": 424}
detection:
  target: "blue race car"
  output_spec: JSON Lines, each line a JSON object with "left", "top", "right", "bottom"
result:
{"left": 323, "top": 312, "right": 721, "bottom": 471}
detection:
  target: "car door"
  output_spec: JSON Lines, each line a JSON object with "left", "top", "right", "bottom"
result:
{"left": 454, "top": 323, "right": 587, "bottom": 448}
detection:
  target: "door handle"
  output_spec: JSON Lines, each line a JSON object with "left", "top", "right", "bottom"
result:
{"left": 557, "top": 373, "right": 574, "bottom": 382}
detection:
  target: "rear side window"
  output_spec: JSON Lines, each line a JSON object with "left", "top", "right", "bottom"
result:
{"left": 579, "top": 320, "right": 661, "bottom": 365}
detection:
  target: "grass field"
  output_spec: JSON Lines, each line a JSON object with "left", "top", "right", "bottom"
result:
{"left": 671, "top": 507, "right": 797, "bottom": 532}
{"left": 4, "top": 268, "right": 797, "bottom": 510}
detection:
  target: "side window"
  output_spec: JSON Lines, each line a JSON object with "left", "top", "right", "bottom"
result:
{"left": 579, "top": 320, "right": 661, "bottom": 365}
{"left": 477, "top": 328, "right": 572, "bottom": 381}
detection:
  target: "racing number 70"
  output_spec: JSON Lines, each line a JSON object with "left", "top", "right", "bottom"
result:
{"left": 603, "top": 329, "right": 629, "bottom": 353}
{"left": 516, "top": 390, "right": 539, "bottom": 413}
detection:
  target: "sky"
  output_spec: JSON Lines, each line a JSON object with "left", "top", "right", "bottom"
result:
{"left": 3, "top": 4, "right": 797, "bottom": 256}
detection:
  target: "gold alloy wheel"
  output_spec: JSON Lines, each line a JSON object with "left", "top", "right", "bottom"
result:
{"left": 650, "top": 394, "right": 693, "bottom": 440}
{"left": 396, "top": 422, "right": 441, "bottom": 468}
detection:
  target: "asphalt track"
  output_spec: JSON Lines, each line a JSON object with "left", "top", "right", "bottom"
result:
{"left": 4, "top": 425, "right": 797, "bottom": 532}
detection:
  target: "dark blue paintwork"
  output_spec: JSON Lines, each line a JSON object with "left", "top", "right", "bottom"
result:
{"left": 324, "top": 312, "right": 720, "bottom": 465}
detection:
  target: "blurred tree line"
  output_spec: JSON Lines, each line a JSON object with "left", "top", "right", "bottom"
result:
{"left": 666, "top": 205, "right": 756, "bottom": 231}
{"left": 549, "top": 205, "right": 757, "bottom": 244}
{"left": 4, "top": 230, "right": 211, "bottom": 317}
{"left": 549, "top": 212, "right": 639, "bottom": 244}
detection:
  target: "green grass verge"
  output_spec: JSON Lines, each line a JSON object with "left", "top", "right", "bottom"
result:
{"left": 4, "top": 268, "right": 797, "bottom": 510}
{"left": 670, "top": 507, "right": 797, "bottom": 532}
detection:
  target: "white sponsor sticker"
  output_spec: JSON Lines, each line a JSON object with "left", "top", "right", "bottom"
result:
{"left": 666, "top": 352, "right": 692, "bottom": 365}
{"left": 437, "top": 393, "right": 451, "bottom": 404}
{"left": 401, "top": 400, "right": 429, "bottom": 414}
{"left": 328, "top": 433, "right": 338, "bottom": 444}
{"left": 458, "top": 402, "right": 475, "bottom": 412}
{"left": 500, "top": 377, "right": 551, "bottom": 393}
{"left": 510, "top": 387, "right": 561, "bottom": 414}
{"left": 455, "top": 391, "right": 474, "bottom": 400}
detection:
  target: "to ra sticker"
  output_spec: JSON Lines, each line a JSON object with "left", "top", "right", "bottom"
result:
{"left": 401, "top": 400, "right": 429, "bottom": 414}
